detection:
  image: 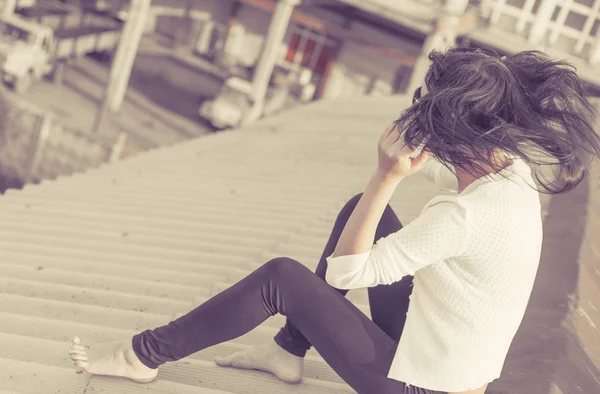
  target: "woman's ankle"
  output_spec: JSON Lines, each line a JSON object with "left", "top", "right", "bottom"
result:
{"left": 273, "top": 336, "right": 307, "bottom": 359}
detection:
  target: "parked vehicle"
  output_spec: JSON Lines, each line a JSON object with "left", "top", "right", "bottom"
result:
{"left": 0, "top": 7, "right": 121, "bottom": 93}
{"left": 199, "top": 77, "right": 254, "bottom": 130}
{"left": 200, "top": 73, "right": 296, "bottom": 130}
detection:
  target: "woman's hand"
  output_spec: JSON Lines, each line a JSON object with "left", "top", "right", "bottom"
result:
{"left": 376, "top": 123, "right": 429, "bottom": 183}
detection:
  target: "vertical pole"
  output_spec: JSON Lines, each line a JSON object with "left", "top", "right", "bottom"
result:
{"left": 109, "top": 132, "right": 128, "bottom": 163}
{"left": 589, "top": 33, "right": 600, "bottom": 65}
{"left": 242, "top": 0, "right": 300, "bottom": 125}
{"left": 407, "top": 0, "right": 470, "bottom": 94}
{"left": 92, "top": 0, "right": 151, "bottom": 134}
{"left": 26, "top": 111, "right": 53, "bottom": 183}
{"left": 108, "top": 0, "right": 150, "bottom": 112}
{"left": 90, "top": 94, "right": 108, "bottom": 135}
{"left": 219, "top": 1, "right": 242, "bottom": 63}
{"left": 528, "top": 0, "right": 557, "bottom": 46}
{"left": 195, "top": 19, "right": 215, "bottom": 55}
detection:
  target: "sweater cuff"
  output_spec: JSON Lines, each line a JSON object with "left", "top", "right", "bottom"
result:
{"left": 325, "top": 251, "right": 371, "bottom": 289}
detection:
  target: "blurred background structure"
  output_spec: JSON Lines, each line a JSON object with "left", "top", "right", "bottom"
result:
{"left": 1, "top": 0, "right": 600, "bottom": 185}
{"left": 0, "top": 1, "right": 598, "bottom": 393}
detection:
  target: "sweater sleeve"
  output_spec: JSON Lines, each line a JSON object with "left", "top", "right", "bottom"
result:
{"left": 325, "top": 198, "right": 468, "bottom": 290}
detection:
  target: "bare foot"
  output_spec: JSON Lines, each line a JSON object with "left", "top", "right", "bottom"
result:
{"left": 215, "top": 339, "right": 304, "bottom": 384}
{"left": 68, "top": 336, "right": 158, "bottom": 383}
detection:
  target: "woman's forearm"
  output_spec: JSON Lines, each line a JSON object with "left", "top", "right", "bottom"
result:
{"left": 331, "top": 171, "right": 403, "bottom": 258}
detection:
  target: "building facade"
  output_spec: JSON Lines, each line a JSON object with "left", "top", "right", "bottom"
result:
{"left": 149, "top": 0, "right": 426, "bottom": 100}
{"left": 460, "top": 0, "right": 600, "bottom": 88}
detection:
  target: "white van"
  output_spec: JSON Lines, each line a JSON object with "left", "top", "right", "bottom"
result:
{"left": 200, "top": 72, "right": 298, "bottom": 129}
{"left": 199, "top": 77, "right": 253, "bottom": 129}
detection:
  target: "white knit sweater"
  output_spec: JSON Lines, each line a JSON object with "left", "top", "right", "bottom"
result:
{"left": 325, "top": 158, "right": 543, "bottom": 392}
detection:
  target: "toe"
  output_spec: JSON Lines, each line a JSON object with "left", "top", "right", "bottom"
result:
{"left": 75, "top": 360, "right": 90, "bottom": 371}
{"left": 230, "top": 354, "right": 254, "bottom": 369}
{"left": 70, "top": 344, "right": 87, "bottom": 352}
{"left": 70, "top": 353, "right": 88, "bottom": 362}
{"left": 69, "top": 348, "right": 87, "bottom": 357}
{"left": 73, "top": 336, "right": 82, "bottom": 344}
{"left": 214, "top": 355, "right": 232, "bottom": 366}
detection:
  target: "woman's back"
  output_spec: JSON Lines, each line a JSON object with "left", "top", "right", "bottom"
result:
{"left": 389, "top": 158, "right": 543, "bottom": 392}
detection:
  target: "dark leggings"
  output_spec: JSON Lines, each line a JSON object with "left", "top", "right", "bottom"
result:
{"left": 132, "top": 194, "right": 447, "bottom": 394}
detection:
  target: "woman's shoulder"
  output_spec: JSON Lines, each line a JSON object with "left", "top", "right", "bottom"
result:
{"left": 420, "top": 193, "right": 470, "bottom": 222}
{"left": 421, "top": 184, "right": 517, "bottom": 225}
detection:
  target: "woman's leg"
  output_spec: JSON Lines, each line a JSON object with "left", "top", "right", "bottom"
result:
{"left": 131, "top": 258, "right": 391, "bottom": 370}
{"left": 72, "top": 256, "right": 439, "bottom": 394}
{"left": 274, "top": 193, "right": 414, "bottom": 359}
{"left": 216, "top": 193, "right": 414, "bottom": 383}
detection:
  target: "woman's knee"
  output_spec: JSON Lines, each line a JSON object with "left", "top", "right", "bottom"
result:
{"left": 336, "top": 193, "right": 401, "bottom": 236}
{"left": 263, "top": 257, "right": 305, "bottom": 279}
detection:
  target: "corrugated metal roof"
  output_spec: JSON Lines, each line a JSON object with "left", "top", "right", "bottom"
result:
{"left": 0, "top": 94, "right": 560, "bottom": 394}
{"left": 0, "top": 95, "right": 454, "bottom": 394}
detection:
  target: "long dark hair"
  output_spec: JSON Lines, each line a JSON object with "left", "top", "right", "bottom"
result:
{"left": 395, "top": 46, "right": 600, "bottom": 194}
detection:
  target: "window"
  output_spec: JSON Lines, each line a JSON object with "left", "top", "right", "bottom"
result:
{"left": 283, "top": 26, "right": 337, "bottom": 78}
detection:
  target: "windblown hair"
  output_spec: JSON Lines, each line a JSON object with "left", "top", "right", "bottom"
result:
{"left": 395, "top": 46, "right": 600, "bottom": 194}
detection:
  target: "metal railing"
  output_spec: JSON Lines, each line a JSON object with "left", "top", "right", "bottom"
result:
{"left": 475, "top": 0, "right": 600, "bottom": 65}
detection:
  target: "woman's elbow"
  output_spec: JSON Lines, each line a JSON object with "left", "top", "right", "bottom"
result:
{"left": 325, "top": 272, "right": 364, "bottom": 290}
{"left": 325, "top": 271, "right": 345, "bottom": 289}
